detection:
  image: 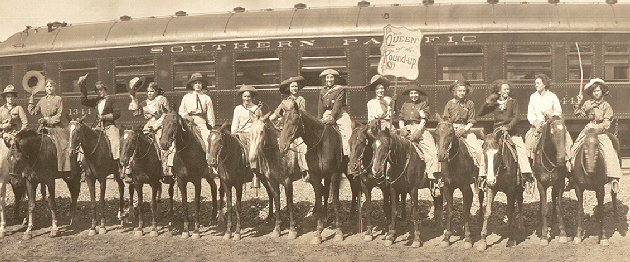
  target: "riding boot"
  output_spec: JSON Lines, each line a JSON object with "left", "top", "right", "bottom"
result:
{"left": 564, "top": 177, "right": 573, "bottom": 192}
{"left": 522, "top": 172, "right": 534, "bottom": 193}
{"left": 161, "top": 166, "right": 174, "bottom": 184}
{"left": 430, "top": 178, "right": 442, "bottom": 197}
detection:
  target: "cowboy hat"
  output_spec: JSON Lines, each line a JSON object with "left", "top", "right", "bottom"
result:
{"left": 279, "top": 76, "right": 305, "bottom": 95}
{"left": 1, "top": 85, "right": 18, "bottom": 97}
{"left": 237, "top": 84, "right": 258, "bottom": 96}
{"left": 448, "top": 79, "right": 472, "bottom": 94}
{"left": 401, "top": 82, "right": 427, "bottom": 96}
{"left": 186, "top": 72, "right": 209, "bottom": 89}
{"left": 583, "top": 78, "right": 609, "bottom": 97}
{"left": 319, "top": 69, "right": 340, "bottom": 78}
{"left": 127, "top": 77, "right": 146, "bottom": 93}
{"left": 364, "top": 75, "right": 391, "bottom": 91}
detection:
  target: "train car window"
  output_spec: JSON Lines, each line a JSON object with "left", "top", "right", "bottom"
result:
{"left": 114, "top": 57, "right": 155, "bottom": 94}
{"left": 368, "top": 47, "right": 381, "bottom": 80}
{"left": 301, "top": 49, "right": 348, "bottom": 86}
{"left": 568, "top": 45, "right": 593, "bottom": 81}
{"left": 173, "top": 54, "right": 216, "bottom": 90}
{"left": 506, "top": 45, "right": 552, "bottom": 81}
{"left": 604, "top": 45, "right": 629, "bottom": 81}
{"left": 235, "top": 51, "right": 280, "bottom": 88}
{"left": 0, "top": 66, "right": 11, "bottom": 89}
{"left": 61, "top": 61, "right": 97, "bottom": 93}
{"left": 437, "top": 46, "right": 484, "bottom": 82}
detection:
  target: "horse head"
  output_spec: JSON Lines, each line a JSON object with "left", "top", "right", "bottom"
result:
{"left": 207, "top": 122, "right": 229, "bottom": 170}
{"left": 483, "top": 131, "right": 503, "bottom": 185}
{"left": 7, "top": 130, "right": 37, "bottom": 176}
{"left": 249, "top": 112, "right": 271, "bottom": 171}
{"left": 160, "top": 113, "right": 181, "bottom": 151}
{"left": 348, "top": 121, "right": 371, "bottom": 177}
{"left": 120, "top": 129, "right": 138, "bottom": 172}
{"left": 278, "top": 101, "right": 303, "bottom": 154}
{"left": 545, "top": 116, "right": 567, "bottom": 165}
{"left": 371, "top": 126, "right": 392, "bottom": 179}
{"left": 435, "top": 113, "right": 455, "bottom": 162}
{"left": 68, "top": 119, "right": 86, "bottom": 154}
{"left": 584, "top": 128, "right": 600, "bottom": 174}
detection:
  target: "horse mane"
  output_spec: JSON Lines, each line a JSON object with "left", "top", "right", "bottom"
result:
{"left": 14, "top": 129, "right": 38, "bottom": 141}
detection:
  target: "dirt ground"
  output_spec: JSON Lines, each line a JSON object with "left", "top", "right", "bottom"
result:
{"left": 0, "top": 176, "right": 628, "bottom": 262}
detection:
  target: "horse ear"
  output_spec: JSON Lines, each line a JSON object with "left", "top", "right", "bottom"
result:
{"left": 436, "top": 113, "right": 443, "bottom": 122}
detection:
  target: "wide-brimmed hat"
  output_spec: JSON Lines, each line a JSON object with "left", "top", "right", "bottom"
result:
{"left": 448, "top": 79, "right": 471, "bottom": 94}
{"left": 1, "top": 85, "right": 18, "bottom": 97}
{"left": 364, "top": 75, "right": 391, "bottom": 91}
{"left": 186, "top": 72, "right": 208, "bottom": 89}
{"left": 237, "top": 85, "right": 258, "bottom": 96}
{"left": 402, "top": 82, "right": 427, "bottom": 96}
{"left": 319, "top": 69, "right": 340, "bottom": 78}
{"left": 127, "top": 77, "right": 146, "bottom": 93}
{"left": 279, "top": 76, "right": 305, "bottom": 95}
{"left": 583, "top": 78, "right": 609, "bottom": 97}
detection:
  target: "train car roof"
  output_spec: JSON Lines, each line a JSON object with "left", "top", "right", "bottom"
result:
{"left": 1, "top": 3, "right": 629, "bottom": 57}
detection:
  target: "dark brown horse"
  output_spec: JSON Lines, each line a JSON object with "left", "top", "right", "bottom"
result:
{"left": 160, "top": 113, "right": 219, "bottom": 239}
{"left": 532, "top": 116, "right": 568, "bottom": 245}
{"left": 0, "top": 138, "right": 29, "bottom": 237}
{"left": 207, "top": 122, "right": 273, "bottom": 241}
{"left": 571, "top": 128, "right": 618, "bottom": 245}
{"left": 249, "top": 113, "right": 301, "bottom": 239}
{"left": 478, "top": 130, "right": 524, "bottom": 250}
{"left": 9, "top": 129, "right": 81, "bottom": 239}
{"left": 68, "top": 120, "right": 126, "bottom": 236}
{"left": 120, "top": 128, "right": 175, "bottom": 237}
{"left": 435, "top": 114, "right": 483, "bottom": 249}
{"left": 277, "top": 103, "right": 346, "bottom": 244}
{"left": 371, "top": 124, "right": 432, "bottom": 247}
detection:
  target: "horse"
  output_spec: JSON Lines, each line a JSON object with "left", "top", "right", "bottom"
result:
{"left": 68, "top": 119, "right": 127, "bottom": 236}
{"left": 478, "top": 129, "right": 524, "bottom": 250}
{"left": 248, "top": 113, "right": 301, "bottom": 239}
{"left": 371, "top": 124, "right": 433, "bottom": 247}
{"left": 207, "top": 122, "right": 273, "bottom": 241}
{"left": 435, "top": 114, "right": 484, "bottom": 249}
{"left": 277, "top": 102, "right": 348, "bottom": 244}
{"left": 160, "top": 113, "right": 219, "bottom": 239}
{"left": 8, "top": 129, "right": 81, "bottom": 239}
{"left": 571, "top": 128, "right": 618, "bottom": 245}
{"left": 532, "top": 116, "right": 568, "bottom": 245}
{"left": 0, "top": 137, "right": 27, "bottom": 237}
{"left": 120, "top": 128, "right": 176, "bottom": 237}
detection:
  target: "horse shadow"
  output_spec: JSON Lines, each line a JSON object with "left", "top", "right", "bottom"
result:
{"left": 559, "top": 196, "right": 629, "bottom": 240}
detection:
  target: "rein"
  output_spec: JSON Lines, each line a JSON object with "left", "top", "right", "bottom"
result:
{"left": 286, "top": 112, "right": 326, "bottom": 154}
{"left": 18, "top": 132, "right": 46, "bottom": 168}
{"left": 537, "top": 120, "right": 564, "bottom": 173}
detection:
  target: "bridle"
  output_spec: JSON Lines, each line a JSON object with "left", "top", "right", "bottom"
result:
{"left": 437, "top": 121, "right": 459, "bottom": 162}
{"left": 69, "top": 121, "right": 102, "bottom": 157}
{"left": 538, "top": 119, "right": 565, "bottom": 173}
{"left": 284, "top": 111, "right": 325, "bottom": 154}
{"left": 208, "top": 130, "right": 232, "bottom": 169}
{"left": 349, "top": 129, "right": 373, "bottom": 178}
{"left": 373, "top": 133, "right": 409, "bottom": 185}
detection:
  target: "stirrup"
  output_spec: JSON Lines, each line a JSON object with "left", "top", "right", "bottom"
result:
{"left": 610, "top": 180, "right": 620, "bottom": 194}
{"left": 430, "top": 179, "right": 442, "bottom": 197}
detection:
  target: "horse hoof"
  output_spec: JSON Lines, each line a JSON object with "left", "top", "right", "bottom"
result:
{"left": 600, "top": 239, "right": 610, "bottom": 246}
{"left": 191, "top": 233, "right": 201, "bottom": 239}
{"left": 464, "top": 241, "right": 473, "bottom": 249}
{"left": 271, "top": 230, "right": 280, "bottom": 238}
{"left": 233, "top": 233, "right": 241, "bottom": 241}
{"left": 134, "top": 230, "right": 143, "bottom": 237}
{"left": 181, "top": 232, "right": 189, "bottom": 239}
{"left": 223, "top": 233, "right": 231, "bottom": 240}
{"left": 573, "top": 237, "right": 582, "bottom": 244}
{"left": 411, "top": 241, "right": 422, "bottom": 248}
{"left": 23, "top": 232, "right": 32, "bottom": 240}
{"left": 363, "top": 234, "right": 373, "bottom": 242}
{"left": 149, "top": 230, "right": 159, "bottom": 237}
{"left": 384, "top": 239, "right": 393, "bottom": 247}
{"left": 539, "top": 239, "right": 549, "bottom": 246}
{"left": 50, "top": 229, "right": 59, "bottom": 238}
{"left": 558, "top": 236, "right": 568, "bottom": 243}
{"left": 22, "top": 218, "right": 27, "bottom": 227}
{"left": 98, "top": 227, "right": 107, "bottom": 235}
{"left": 440, "top": 241, "right": 450, "bottom": 247}
{"left": 287, "top": 231, "right": 297, "bottom": 240}
{"left": 333, "top": 233, "right": 343, "bottom": 242}
{"left": 0, "top": 230, "right": 5, "bottom": 238}
{"left": 310, "top": 236, "right": 322, "bottom": 245}
{"left": 477, "top": 240, "right": 487, "bottom": 251}
{"left": 507, "top": 240, "right": 516, "bottom": 247}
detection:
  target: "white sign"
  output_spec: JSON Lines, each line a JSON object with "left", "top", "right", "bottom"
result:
{"left": 377, "top": 25, "right": 423, "bottom": 80}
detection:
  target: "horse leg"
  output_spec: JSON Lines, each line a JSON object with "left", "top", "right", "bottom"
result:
{"left": 411, "top": 187, "right": 422, "bottom": 248}
{"left": 385, "top": 186, "right": 397, "bottom": 247}
{"left": 127, "top": 183, "right": 135, "bottom": 223}
{"left": 45, "top": 180, "right": 59, "bottom": 237}
{"left": 115, "top": 177, "right": 127, "bottom": 227}
{"left": 179, "top": 181, "right": 190, "bottom": 239}
{"left": 399, "top": 192, "right": 407, "bottom": 221}
{"left": 134, "top": 183, "right": 144, "bottom": 237}
{"left": 573, "top": 186, "right": 584, "bottom": 244}
{"left": 167, "top": 181, "right": 175, "bottom": 235}
{"left": 362, "top": 181, "right": 373, "bottom": 242}
{"left": 552, "top": 184, "right": 567, "bottom": 243}
{"left": 310, "top": 180, "right": 324, "bottom": 244}
{"left": 441, "top": 186, "right": 454, "bottom": 247}
{"left": 332, "top": 172, "right": 343, "bottom": 242}
{"left": 207, "top": 177, "right": 218, "bottom": 224}
{"left": 477, "top": 183, "right": 485, "bottom": 225}
{"left": 478, "top": 187, "right": 495, "bottom": 251}
{"left": 223, "top": 184, "right": 232, "bottom": 240}
{"left": 149, "top": 183, "right": 159, "bottom": 237}
{"left": 98, "top": 178, "right": 108, "bottom": 234}
{"left": 0, "top": 178, "right": 6, "bottom": 237}
{"left": 260, "top": 176, "right": 274, "bottom": 221}
{"left": 285, "top": 179, "right": 297, "bottom": 240}
{"left": 63, "top": 177, "right": 81, "bottom": 226}
{"left": 462, "top": 185, "right": 474, "bottom": 249}
{"left": 191, "top": 180, "right": 201, "bottom": 239}
{"left": 506, "top": 192, "right": 517, "bottom": 247}
{"left": 270, "top": 182, "right": 281, "bottom": 238}
{"left": 23, "top": 181, "right": 36, "bottom": 240}
{"left": 538, "top": 181, "right": 549, "bottom": 246}
{"left": 347, "top": 176, "right": 360, "bottom": 219}
{"left": 234, "top": 183, "right": 243, "bottom": 241}
{"left": 322, "top": 177, "right": 330, "bottom": 223}
{"left": 596, "top": 187, "right": 609, "bottom": 246}
{"left": 86, "top": 177, "right": 97, "bottom": 236}
{"left": 218, "top": 181, "right": 225, "bottom": 223}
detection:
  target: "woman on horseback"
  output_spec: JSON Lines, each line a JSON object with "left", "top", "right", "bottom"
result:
{"left": 269, "top": 76, "right": 309, "bottom": 180}
{"left": 231, "top": 84, "right": 262, "bottom": 151}
{"left": 27, "top": 79, "right": 72, "bottom": 173}
{"left": 178, "top": 72, "right": 215, "bottom": 152}
{"left": 79, "top": 78, "right": 121, "bottom": 163}
{"left": 128, "top": 79, "right": 173, "bottom": 183}
{"left": 0, "top": 85, "right": 28, "bottom": 136}
{"left": 571, "top": 78, "right": 622, "bottom": 193}
{"left": 365, "top": 75, "right": 393, "bottom": 130}
{"left": 524, "top": 74, "right": 572, "bottom": 169}
{"left": 318, "top": 69, "right": 351, "bottom": 158}
{"left": 398, "top": 82, "right": 440, "bottom": 192}
{"left": 479, "top": 80, "right": 533, "bottom": 188}
{"left": 442, "top": 80, "right": 485, "bottom": 178}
